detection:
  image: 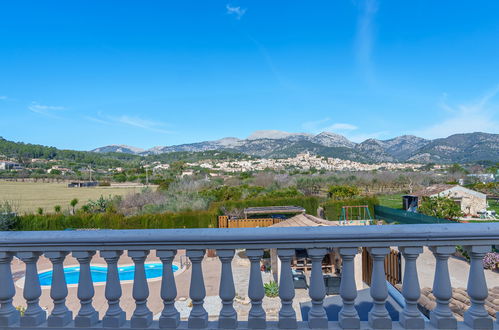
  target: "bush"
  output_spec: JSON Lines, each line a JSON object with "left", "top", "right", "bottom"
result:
{"left": 264, "top": 281, "right": 279, "bottom": 298}
{"left": 418, "top": 196, "right": 463, "bottom": 220}
{"left": 322, "top": 197, "right": 379, "bottom": 221}
{"left": 0, "top": 201, "right": 18, "bottom": 230}
{"left": 327, "top": 185, "right": 360, "bottom": 200}
{"left": 483, "top": 252, "right": 499, "bottom": 270}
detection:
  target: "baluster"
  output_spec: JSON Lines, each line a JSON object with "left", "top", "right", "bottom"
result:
{"left": 246, "top": 249, "right": 266, "bottom": 329}
{"left": 307, "top": 248, "right": 328, "bottom": 329}
{"left": 73, "top": 251, "right": 99, "bottom": 327}
{"left": 18, "top": 251, "right": 46, "bottom": 326}
{"left": 278, "top": 248, "right": 297, "bottom": 329}
{"left": 101, "top": 250, "right": 126, "bottom": 328}
{"left": 45, "top": 251, "right": 72, "bottom": 326}
{"left": 399, "top": 247, "right": 424, "bottom": 329}
{"left": 367, "top": 247, "right": 391, "bottom": 329}
{"left": 338, "top": 247, "right": 360, "bottom": 329}
{"left": 0, "top": 252, "right": 20, "bottom": 326}
{"left": 187, "top": 249, "right": 208, "bottom": 328}
{"left": 464, "top": 245, "right": 493, "bottom": 329}
{"left": 217, "top": 249, "right": 237, "bottom": 329}
{"left": 429, "top": 246, "right": 457, "bottom": 329}
{"left": 129, "top": 250, "right": 153, "bottom": 328}
{"left": 157, "top": 250, "right": 180, "bottom": 329}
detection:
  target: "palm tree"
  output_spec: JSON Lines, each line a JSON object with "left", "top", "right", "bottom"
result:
{"left": 70, "top": 198, "right": 78, "bottom": 214}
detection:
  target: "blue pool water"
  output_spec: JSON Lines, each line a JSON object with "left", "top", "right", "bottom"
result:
{"left": 38, "top": 263, "right": 179, "bottom": 286}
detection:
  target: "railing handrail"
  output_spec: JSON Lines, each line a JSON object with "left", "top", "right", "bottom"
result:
{"left": 1, "top": 223, "right": 499, "bottom": 251}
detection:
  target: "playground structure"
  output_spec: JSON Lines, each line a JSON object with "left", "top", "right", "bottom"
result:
{"left": 339, "top": 205, "right": 373, "bottom": 225}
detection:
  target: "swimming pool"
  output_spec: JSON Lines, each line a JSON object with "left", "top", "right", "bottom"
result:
{"left": 38, "top": 263, "right": 179, "bottom": 286}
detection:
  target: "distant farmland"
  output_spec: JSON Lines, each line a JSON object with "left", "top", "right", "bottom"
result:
{"left": 0, "top": 181, "right": 147, "bottom": 214}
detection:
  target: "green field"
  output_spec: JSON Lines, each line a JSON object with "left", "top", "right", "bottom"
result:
{"left": 377, "top": 193, "right": 404, "bottom": 209}
{"left": 0, "top": 181, "right": 144, "bottom": 214}
{"left": 488, "top": 199, "right": 499, "bottom": 213}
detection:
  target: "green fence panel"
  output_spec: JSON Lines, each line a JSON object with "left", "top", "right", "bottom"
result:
{"left": 374, "top": 205, "right": 456, "bottom": 224}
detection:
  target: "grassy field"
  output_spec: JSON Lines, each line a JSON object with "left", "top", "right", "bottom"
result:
{"left": 488, "top": 199, "right": 499, "bottom": 213}
{"left": 377, "top": 193, "right": 404, "bottom": 209}
{"left": 0, "top": 181, "right": 144, "bottom": 214}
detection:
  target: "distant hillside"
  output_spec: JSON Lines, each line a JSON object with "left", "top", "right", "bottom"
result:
{"left": 0, "top": 137, "right": 252, "bottom": 167}
{"left": 408, "top": 132, "right": 499, "bottom": 163}
{"left": 91, "top": 131, "right": 499, "bottom": 163}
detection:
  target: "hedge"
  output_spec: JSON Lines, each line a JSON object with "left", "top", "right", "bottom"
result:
{"left": 16, "top": 210, "right": 217, "bottom": 231}
{"left": 321, "top": 197, "right": 379, "bottom": 221}
{"left": 15, "top": 195, "right": 378, "bottom": 230}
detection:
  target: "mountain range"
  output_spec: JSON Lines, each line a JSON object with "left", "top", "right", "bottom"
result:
{"left": 91, "top": 131, "right": 499, "bottom": 163}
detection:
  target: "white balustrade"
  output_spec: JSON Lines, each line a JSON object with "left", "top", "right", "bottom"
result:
{"left": 246, "top": 249, "right": 266, "bottom": 329}
{"left": 0, "top": 223, "right": 496, "bottom": 329}
{"left": 429, "top": 246, "right": 457, "bottom": 329}
{"left": 73, "top": 251, "right": 99, "bottom": 327}
{"left": 45, "top": 251, "right": 72, "bottom": 327}
{"left": 157, "top": 250, "right": 180, "bottom": 329}
{"left": 0, "top": 252, "right": 19, "bottom": 326}
{"left": 338, "top": 247, "right": 360, "bottom": 329}
{"left": 399, "top": 246, "right": 424, "bottom": 329}
{"left": 187, "top": 249, "right": 208, "bottom": 329}
{"left": 277, "top": 248, "right": 297, "bottom": 329}
{"left": 464, "top": 245, "right": 493, "bottom": 329}
{"left": 101, "top": 250, "right": 126, "bottom": 328}
{"left": 306, "top": 248, "right": 328, "bottom": 329}
{"left": 129, "top": 250, "right": 153, "bottom": 328}
{"left": 217, "top": 249, "right": 237, "bottom": 329}
{"left": 367, "top": 247, "right": 391, "bottom": 329}
{"left": 18, "top": 251, "right": 46, "bottom": 327}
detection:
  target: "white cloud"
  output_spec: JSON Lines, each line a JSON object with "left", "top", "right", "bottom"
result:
{"left": 116, "top": 115, "right": 171, "bottom": 133}
{"left": 413, "top": 86, "right": 499, "bottom": 139}
{"left": 354, "top": 0, "right": 378, "bottom": 83}
{"left": 28, "top": 102, "right": 66, "bottom": 118}
{"left": 85, "top": 113, "right": 172, "bottom": 134}
{"left": 326, "top": 123, "right": 358, "bottom": 131}
{"left": 302, "top": 118, "right": 358, "bottom": 134}
{"left": 226, "top": 4, "right": 246, "bottom": 19}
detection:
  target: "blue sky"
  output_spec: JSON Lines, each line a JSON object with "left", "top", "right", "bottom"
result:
{"left": 1, "top": 0, "right": 498, "bottom": 150}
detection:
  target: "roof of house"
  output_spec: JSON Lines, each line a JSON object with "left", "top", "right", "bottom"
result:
{"left": 406, "top": 285, "right": 499, "bottom": 321}
{"left": 411, "top": 184, "right": 486, "bottom": 199}
{"left": 270, "top": 213, "right": 338, "bottom": 227}
{"left": 243, "top": 206, "right": 306, "bottom": 215}
{"left": 412, "top": 184, "right": 457, "bottom": 197}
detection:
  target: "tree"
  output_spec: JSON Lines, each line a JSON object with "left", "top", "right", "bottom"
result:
{"left": 418, "top": 196, "right": 463, "bottom": 220}
{"left": 54, "top": 205, "right": 61, "bottom": 213}
{"left": 70, "top": 198, "right": 79, "bottom": 214}
{"left": 328, "top": 185, "right": 360, "bottom": 200}
{"left": 37, "top": 207, "right": 43, "bottom": 215}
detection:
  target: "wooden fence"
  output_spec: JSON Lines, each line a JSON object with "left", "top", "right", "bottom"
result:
{"left": 361, "top": 247, "right": 401, "bottom": 286}
{"left": 218, "top": 216, "right": 282, "bottom": 228}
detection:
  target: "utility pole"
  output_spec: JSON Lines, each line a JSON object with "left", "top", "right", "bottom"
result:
{"left": 88, "top": 165, "right": 92, "bottom": 182}
{"left": 145, "top": 167, "right": 149, "bottom": 186}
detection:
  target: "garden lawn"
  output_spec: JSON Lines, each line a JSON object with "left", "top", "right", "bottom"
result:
{"left": 377, "top": 193, "right": 404, "bottom": 209}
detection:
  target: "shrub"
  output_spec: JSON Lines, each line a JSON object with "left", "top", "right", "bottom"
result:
{"left": 0, "top": 201, "right": 18, "bottom": 230}
{"left": 264, "top": 281, "right": 279, "bottom": 298}
{"left": 483, "top": 252, "right": 499, "bottom": 270}
{"left": 327, "top": 185, "right": 360, "bottom": 200}
{"left": 418, "top": 196, "right": 463, "bottom": 220}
